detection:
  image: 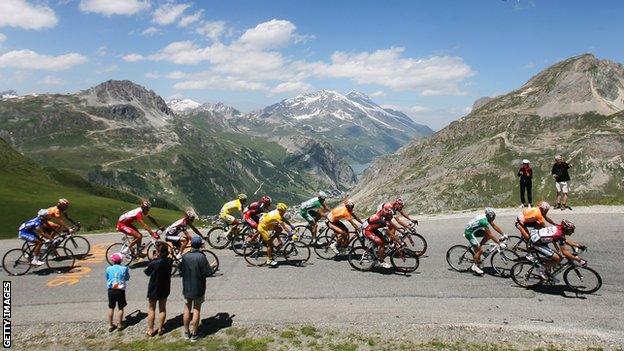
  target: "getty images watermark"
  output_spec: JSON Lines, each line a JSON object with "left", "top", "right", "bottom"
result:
{"left": 3, "top": 281, "right": 10, "bottom": 348}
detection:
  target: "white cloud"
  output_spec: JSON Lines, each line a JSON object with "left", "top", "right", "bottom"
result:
{"left": 152, "top": 2, "right": 190, "bottom": 25}
{"left": 196, "top": 21, "right": 226, "bottom": 41}
{"left": 308, "top": 48, "right": 474, "bottom": 95}
{"left": 179, "top": 10, "right": 203, "bottom": 27}
{"left": 79, "top": 0, "right": 149, "bottom": 16}
{"left": 98, "top": 64, "right": 118, "bottom": 73}
{"left": 370, "top": 90, "right": 385, "bottom": 97}
{"left": 141, "top": 26, "right": 161, "bottom": 36}
{"left": 0, "top": 0, "right": 58, "bottom": 30}
{"left": 97, "top": 46, "right": 107, "bottom": 56}
{"left": 381, "top": 104, "right": 430, "bottom": 115}
{"left": 0, "top": 50, "right": 87, "bottom": 70}
{"left": 0, "top": 33, "right": 6, "bottom": 43}
{"left": 42, "top": 75, "right": 62, "bottom": 85}
{"left": 122, "top": 53, "right": 144, "bottom": 62}
{"left": 239, "top": 19, "right": 296, "bottom": 50}
{"left": 270, "top": 81, "right": 311, "bottom": 94}
{"left": 146, "top": 70, "right": 188, "bottom": 79}
{"left": 173, "top": 74, "right": 268, "bottom": 92}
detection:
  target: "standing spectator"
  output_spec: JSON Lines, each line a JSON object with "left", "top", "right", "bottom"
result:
{"left": 105, "top": 253, "right": 130, "bottom": 332}
{"left": 517, "top": 159, "right": 533, "bottom": 207}
{"left": 144, "top": 242, "right": 173, "bottom": 337}
{"left": 551, "top": 155, "right": 572, "bottom": 210}
{"left": 180, "top": 236, "right": 211, "bottom": 341}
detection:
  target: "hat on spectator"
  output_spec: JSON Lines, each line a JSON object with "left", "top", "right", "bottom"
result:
{"left": 522, "top": 159, "right": 530, "bottom": 164}
{"left": 191, "top": 236, "right": 203, "bottom": 248}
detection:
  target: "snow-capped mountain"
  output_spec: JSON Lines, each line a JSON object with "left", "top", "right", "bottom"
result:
{"left": 166, "top": 98, "right": 202, "bottom": 114}
{"left": 245, "top": 90, "right": 433, "bottom": 163}
{"left": 195, "top": 102, "right": 242, "bottom": 118}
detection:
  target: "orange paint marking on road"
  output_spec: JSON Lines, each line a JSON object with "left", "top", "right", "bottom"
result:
{"left": 46, "top": 242, "right": 112, "bottom": 288}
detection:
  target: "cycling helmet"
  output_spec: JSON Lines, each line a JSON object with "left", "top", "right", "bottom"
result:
{"left": 37, "top": 209, "right": 49, "bottom": 218}
{"left": 484, "top": 207, "right": 496, "bottom": 221}
{"left": 560, "top": 219, "right": 575, "bottom": 234}
{"left": 318, "top": 191, "right": 327, "bottom": 200}
{"left": 237, "top": 193, "right": 247, "bottom": 201}
{"left": 110, "top": 252, "right": 124, "bottom": 264}
{"left": 57, "top": 198, "right": 70, "bottom": 210}
{"left": 140, "top": 200, "right": 151, "bottom": 210}
{"left": 345, "top": 199, "right": 355, "bottom": 210}
{"left": 381, "top": 203, "right": 394, "bottom": 217}
{"left": 537, "top": 201, "right": 550, "bottom": 214}
{"left": 393, "top": 197, "right": 404, "bottom": 210}
{"left": 260, "top": 195, "right": 272, "bottom": 205}
{"left": 277, "top": 203, "right": 288, "bottom": 211}
{"left": 185, "top": 210, "right": 196, "bottom": 221}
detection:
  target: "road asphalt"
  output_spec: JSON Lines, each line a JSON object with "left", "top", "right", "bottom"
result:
{"left": 1, "top": 209, "right": 623, "bottom": 346}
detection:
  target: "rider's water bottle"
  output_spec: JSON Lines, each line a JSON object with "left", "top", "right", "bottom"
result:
{"left": 482, "top": 244, "right": 495, "bottom": 259}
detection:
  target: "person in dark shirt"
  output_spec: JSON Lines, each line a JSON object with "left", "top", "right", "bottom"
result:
{"left": 144, "top": 242, "right": 173, "bottom": 336}
{"left": 551, "top": 155, "right": 572, "bottom": 210}
{"left": 517, "top": 159, "right": 533, "bottom": 207}
{"left": 180, "top": 236, "right": 212, "bottom": 341}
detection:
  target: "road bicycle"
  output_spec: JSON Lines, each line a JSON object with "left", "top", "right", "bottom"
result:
{"left": 314, "top": 228, "right": 363, "bottom": 260}
{"left": 21, "top": 223, "right": 89, "bottom": 259}
{"left": 510, "top": 247, "right": 602, "bottom": 294}
{"left": 446, "top": 236, "right": 520, "bottom": 277}
{"left": 293, "top": 219, "right": 327, "bottom": 246}
{"left": 3, "top": 234, "right": 76, "bottom": 276}
{"left": 205, "top": 220, "right": 248, "bottom": 249}
{"left": 400, "top": 224, "right": 428, "bottom": 257}
{"left": 242, "top": 231, "right": 311, "bottom": 267}
{"left": 347, "top": 232, "right": 419, "bottom": 274}
{"left": 105, "top": 232, "right": 161, "bottom": 266}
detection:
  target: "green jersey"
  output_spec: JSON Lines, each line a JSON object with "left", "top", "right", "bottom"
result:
{"left": 464, "top": 215, "right": 490, "bottom": 235}
{"left": 300, "top": 197, "right": 323, "bottom": 211}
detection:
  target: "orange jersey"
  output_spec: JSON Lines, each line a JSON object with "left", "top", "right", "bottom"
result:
{"left": 47, "top": 206, "right": 62, "bottom": 218}
{"left": 517, "top": 208, "right": 544, "bottom": 226}
{"left": 328, "top": 205, "right": 352, "bottom": 223}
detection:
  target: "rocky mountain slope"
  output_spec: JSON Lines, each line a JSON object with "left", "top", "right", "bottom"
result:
{"left": 0, "top": 80, "right": 327, "bottom": 213}
{"left": 240, "top": 90, "right": 434, "bottom": 164}
{"left": 352, "top": 54, "right": 624, "bottom": 213}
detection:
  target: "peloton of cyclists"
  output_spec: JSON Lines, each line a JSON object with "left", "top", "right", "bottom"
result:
{"left": 516, "top": 201, "right": 557, "bottom": 241}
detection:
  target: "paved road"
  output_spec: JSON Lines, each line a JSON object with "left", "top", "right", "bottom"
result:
{"left": 2, "top": 210, "right": 623, "bottom": 344}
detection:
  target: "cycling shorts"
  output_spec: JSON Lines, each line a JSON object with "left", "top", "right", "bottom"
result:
{"left": 300, "top": 209, "right": 320, "bottom": 225}
{"left": 258, "top": 226, "right": 271, "bottom": 242}
{"left": 116, "top": 222, "right": 139, "bottom": 236}
{"left": 220, "top": 214, "right": 236, "bottom": 225}
{"left": 18, "top": 229, "right": 39, "bottom": 243}
{"left": 364, "top": 227, "right": 385, "bottom": 246}
{"left": 464, "top": 228, "right": 486, "bottom": 247}
{"left": 244, "top": 213, "right": 260, "bottom": 229}
{"left": 533, "top": 243, "right": 556, "bottom": 257}
{"left": 329, "top": 220, "right": 349, "bottom": 234}
{"left": 165, "top": 233, "right": 187, "bottom": 242}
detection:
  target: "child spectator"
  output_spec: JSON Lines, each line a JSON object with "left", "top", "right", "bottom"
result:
{"left": 105, "top": 252, "right": 130, "bottom": 332}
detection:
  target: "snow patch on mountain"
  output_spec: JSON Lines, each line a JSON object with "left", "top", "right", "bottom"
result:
{"left": 167, "top": 98, "right": 202, "bottom": 114}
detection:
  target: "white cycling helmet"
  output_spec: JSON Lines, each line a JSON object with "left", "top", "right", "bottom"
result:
{"left": 318, "top": 191, "right": 327, "bottom": 199}
{"left": 484, "top": 207, "right": 496, "bottom": 221}
{"left": 37, "top": 209, "right": 49, "bottom": 218}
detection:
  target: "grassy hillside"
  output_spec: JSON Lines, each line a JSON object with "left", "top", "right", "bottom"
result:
{"left": 0, "top": 138, "right": 182, "bottom": 239}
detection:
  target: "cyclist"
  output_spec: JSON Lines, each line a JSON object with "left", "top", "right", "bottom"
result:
{"left": 164, "top": 210, "right": 203, "bottom": 259}
{"left": 45, "top": 198, "right": 77, "bottom": 233}
{"left": 219, "top": 194, "right": 247, "bottom": 235}
{"left": 327, "top": 199, "right": 363, "bottom": 254}
{"left": 361, "top": 203, "right": 400, "bottom": 269}
{"left": 299, "top": 191, "right": 330, "bottom": 240}
{"left": 464, "top": 207, "right": 507, "bottom": 275}
{"left": 379, "top": 198, "right": 418, "bottom": 229}
{"left": 117, "top": 200, "right": 163, "bottom": 257}
{"left": 516, "top": 201, "right": 557, "bottom": 241}
{"left": 529, "top": 219, "right": 587, "bottom": 280}
{"left": 257, "top": 202, "right": 295, "bottom": 267}
{"left": 243, "top": 195, "right": 272, "bottom": 230}
{"left": 18, "top": 209, "right": 55, "bottom": 266}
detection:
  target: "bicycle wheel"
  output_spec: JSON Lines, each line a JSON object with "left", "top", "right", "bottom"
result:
{"left": 402, "top": 233, "right": 427, "bottom": 257}
{"left": 201, "top": 250, "right": 220, "bottom": 276}
{"left": 293, "top": 225, "right": 313, "bottom": 246}
{"left": 390, "top": 248, "right": 419, "bottom": 274}
{"left": 510, "top": 261, "right": 543, "bottom": 289}
{"left": 243, "top": 241, "right": 268, "bottom": 266}
{"left": 563, "top": 266, "right": 602, "bottom": 294}
{"left": 2, "top": 248, "right": 32, "bottom": 276}
{"left": 230, "top": 232, "right": 248, "bottom": 256}
{"left": 63, "top": 236, "right": 91, "bottom": 259}
{"left": 314, "top": 233, "right": 337, "bottom": 260}
{"left": 206, "top": 227, "right": 230, "bottom": 249}
{"left": 446, "top": 245, "right": 474, "bottom": 272}
{"left": 105, "top": 243, "right": 134, "bottom": 266}
{"left": 146, "top": 242, "right": 159, "bottom": 261}
{"left": 284, "top": 242, "right": 311, "bottom": 266}
{"left": 489, "top": 249, "right": 520, "bottom": 277}
{"left": 506, "top": 235, "right": 528, "bottom": 253}
{"left": 46, "top": 247, "right": 76, "bottom": 273}
{"left": 348, "top": 245, "right": 375, "bottom": 271}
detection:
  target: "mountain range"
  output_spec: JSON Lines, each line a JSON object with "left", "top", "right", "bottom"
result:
{"left": 351, "top": 54, "right": 624, "bottom": 212}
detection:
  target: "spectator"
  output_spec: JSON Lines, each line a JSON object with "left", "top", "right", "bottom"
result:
{"left": 144, "top": 242, "right": 173, "bottom": 337}
{"left": 551, "top": 155, "right": 572, "bottom": 210}
{"left": 105, "top": 253, "right": 130, "bottom": 332}
{"left": 180, "top": 236, "right": 211, "bottom": 341}
{"left": 517, "top": 159, "right": 533, "bottom": 207}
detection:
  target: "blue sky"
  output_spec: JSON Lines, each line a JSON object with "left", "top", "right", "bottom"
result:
{"left": 1, "top": 0, "right": 623, "bottom": 129}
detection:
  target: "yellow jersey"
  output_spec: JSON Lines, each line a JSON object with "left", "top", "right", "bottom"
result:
{"left": 220, "top": 199, "right": 242, "bottom": 216}
{"left": 258, "top": 209, "right": 284, "bottom": 230}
